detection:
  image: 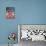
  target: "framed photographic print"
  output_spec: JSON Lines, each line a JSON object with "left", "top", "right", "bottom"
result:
{"left": 6, "top": 7, "right": 15, "bottom": 19}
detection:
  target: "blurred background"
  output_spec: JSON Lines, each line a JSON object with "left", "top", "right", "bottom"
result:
{"left": 0, "top": 0, "right": 46, "bottom": 46}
